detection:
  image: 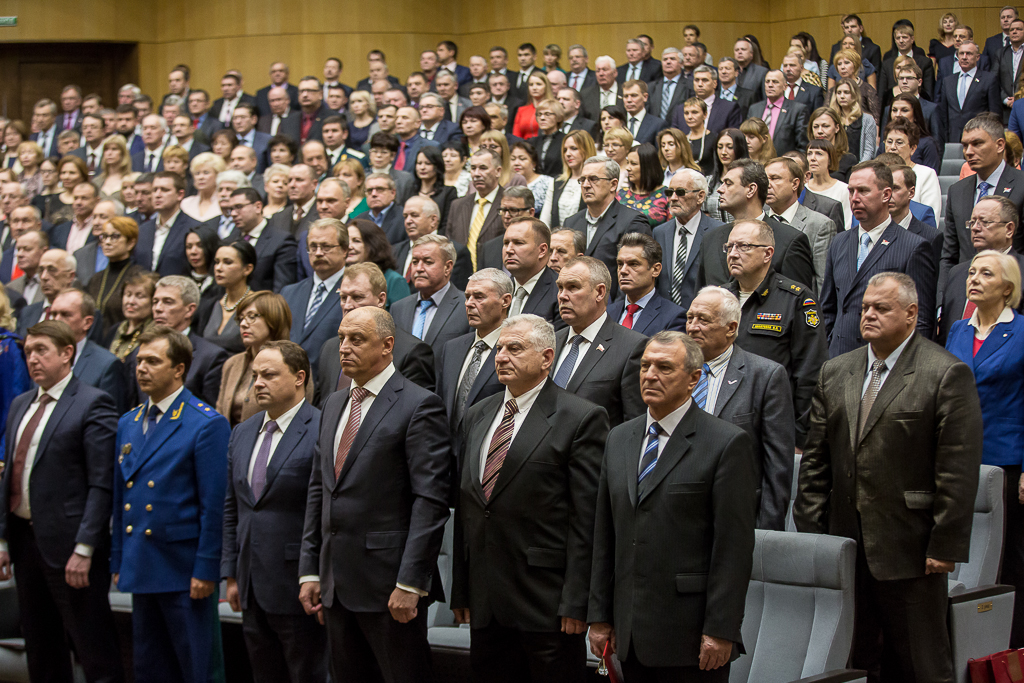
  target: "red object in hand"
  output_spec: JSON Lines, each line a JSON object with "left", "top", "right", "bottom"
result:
{"left": 601, "top": 642, "right": 621, "bottom": 683}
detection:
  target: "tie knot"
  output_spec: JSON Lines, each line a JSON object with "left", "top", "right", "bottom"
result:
{"left": 264, "top": 420, "right": 278, "bottom": 435}
{"left": 626, "top": 303, "right": 641, "bottom": 315}
{"left": 570, "top": 334, "right": 585, "bottom": 347}
{"left": 871, "top": 359, "right": 886, "bottom": 373}
{"left": 419, "top": 298, "right": 435, "bottom": 312}
{"left": 860, "top": 232, "right": 871, "bottom": 247}
{"left": 37, "top": 393, "right": 53, "bottom": 407}
{"left": 979, "top": 181, "right": 991, "bottom": 193}
{"left": 477, "top": 197, "right": 488, "bottom": 206}
{"left": 473, "top": 340, "right": 488, "bottom": 352}
{"left": 514, "top": 287, "right": 527, "bottom": 300}
{"left": 351, "top": 387, "right": 369, "bottom": 403}
{"left": 702, "top": 362, "right": 711, "bottom": 375}
{"left": 648, "top": 422, "right": 661, "bottom": 437}
{"left": 316, "top": 282, "right": 327, "bottom": 293}
{"left": 504, "top": 397, "right": 519, "bottom": 415}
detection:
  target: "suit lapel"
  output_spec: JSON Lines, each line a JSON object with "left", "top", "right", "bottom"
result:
{"left": 624, "top": 418, "right": 645, "bottom": 508}
{"left": 844, "top": 351, "right": 868, "bottom": 452}
{"left": 683, "top": 221, "right": 706, "bottom": 277}
{"left": 859, "top": 360, "right": 912, "bottom": 445}
{"left": 301, "top": 287, "right": 340, "bottom": 345}
{"left": 465, "top": 394, "right": 501, "bottom": 505}
{"left": 466, "top": 346, "right": 499, "bottom": 407}
{"left": 262, "top": 404, "right": 311, "bottom": 497}
{"left": 852, "top": 224, "right": 901, "bottom": 288}
{"left": 487, "top": 382, "right": 556, "bottom": 502}
{"left": 566, "top": 319, "right": 614, "bottom": 391}
{"left": 32, "top": 380, "right": 79, "bottom": 467}
{"left": 123, "top": 392, "right": 190, "bottom": 479}
{"left": 157, "top": 214, "right": 189, "bottom": 270}
{"left": 974, "top": 321, "right": 1014, "bottom": 369}
{"left": 639, "top": 405, "right": 696, "bottom": 504}
{"left": 5, "top": 394, "right": 32, "bottom": 466}
{"left": 585, "top": 202, "right": 620, "bottom": 257}
{"left": 712, "top": 349, "right": 744, "bottom": 415}
{"left": 334, "top": 377, "right": 399, "bottom": 488}
{"left": 235, "top": 419, "right": 262, "bottom": 506}
{"left": 289, "top": 279, "right": 314, "bottom": 339}
{"left": 635, "top": 294, "right": 663, "bottom": 336}
{"left": 425, "top": 288, "right": 457, "bottom": 345}
{"left": 443, "top": 335, "right": 473, "bottom": 412}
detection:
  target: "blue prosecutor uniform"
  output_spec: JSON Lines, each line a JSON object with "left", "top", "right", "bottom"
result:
{"left": 112, "top": 388, "right": 230, "bottom": 683}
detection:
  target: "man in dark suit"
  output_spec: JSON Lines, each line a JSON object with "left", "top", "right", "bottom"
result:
{"left": 555, "top": 88, "right": 598, "bottom": 137}
{"left": 391, "top": 235, "right": 470, "bottom": 359}
{"left": 134, "top": 172, "right": 200, "bottom": 276}
{"left": 49, "top": 183, "right": 98, "bottom": 253}
{"left": 672, "top": 66, "right": 743, "bottom": 136}
{"left": 395, "top": 196, "right": 472, "bottom": 290}
{"left": 878, "top": 29, "right": 937, "bottom": 104}
{"left": 938, "top": 195, "right": 1024, "bottom": 345}
{"left": 393, "top": 106, "right": 438, "bottom": 174}
{"left": 113, "top": 327, "right": 231, "bottom": 683}
{"left": 222, "top": 341, "right": 328, "bottom": 683}
{"left": 528, "top": 125, "right": 565, "bottom": 178}
{"left": 716, "top": 57, "right": 757, "bottom": 115}
{"left": 67, "top": 113, "right": 106, "bottom": 176}
{"left": 281, "top": 77, "right": 334, "bottom": 145}
{"left": 0, "top": 320, "right": 123, "bottom": 683}
{"left": 551, "top": 256, "right": 646, "bottom": 426}
{"left": 890, "top": 165, "right": 943, "bottom": 269}
{"left": 502, "top": 217, "right": 561, "bottom": 325}
{"left": 314, "top": 263, "right": 436, "bottom": 407}
{"left": 580, "top": 57, "right": 624, "bottom": 121}
{"left": 170, "top": 114, "right": 211, "bottom": 161}
{"left": 190, "top": 90, "right": 225, "bottom": 147}
{"left": 796, "top": 272, "right": 983, "bottom": 682}
{"left": 354, "top": 173, "right": 406, "bottom": 244}
{"left": 748, "top": 71, "right": 809, "bottom": 155}
{"left": 210, "top": 73, "right": 258, "bottom": 125}
{"left": 648, "top": 48, "right": 690, "bottom": 122}
{"left": 617, "top": 39, "right": 662, "bottom": 85}
{"left": 435, "top": 71, "right": 471, "bottom": 124}
{"left": 655, "top": 170, "right": 724, "bottom": 311}
{"left": 57, "top": 85, "right": 83, "bottom": 132}
{"left": 230, "top": 104, "right": 273, "bottom": 172}
{"left": 224, "top": 188, "right": 297, "bottom": 292}
{"left": 437, "top": 41, "right": 472, "bottom": 87}
{"left": 999, "top": 19, "right": 1024, "bottom": 116}
{"left": 417, "top": 93, "right": 462, "bottom": 143}
{"left": 621, "top": 80, "right": 669, "bottom": 145}
{"left": 607, "top": 233, "right": 687, "bottom": 336}
{"left": 934, "top": 26, "right": 990, "bottom": 104}
{"left": 446, "top": 149, "right": 507, "bottom": 269}
{"left": 256, "top": 86, "right": 295, "bottom": 138}
{"left": 830, "top": 14, "right": 883, "bottom": 73}
{"left": 734, "top": 38, "right": 768, "bottom": 101}
{"left": 939, "top": 41, "right": 1001, "bottom": 143}
{"left": 566, "top": 45, "right": 597, "bottom": 92}
{"left": 821, "top": 162, "right": 936, "bottom": 357}
{"left": 781, "top": 53, "right": 825, "bottom": 111}
{"left": 299, "top": 306, "right": 449, "bottom": 683}
{"left": 452, "top": 313, "right": 609, "bottom": 681}
{"left": 281, "top": 218, "right": 347, "bottom": 376}
{"left": 255, "top": 62, "right": 300, "bottom": 116}
{"left": 588, "top": 330, "right": 756, "bottom": 679}
{"left": 50, "top": 288, "right": 127, "bottom": 412}
{"left": 984, "top": 6, "right": 1019, "bottom": 70}
{"left": 130, "top": 114, "right": 169, "bottom": 173}
{"left": 29, "top": 99, "right": 61, "bottom": 159}
{"left": 15, "top": 248, "right": 77, "bottom": 339}
{"left": 563, "top": 157, "right": 653, "bottom": 301}
{"left": 944, "top": 117, "right": 1024, "bottom": 280}
{"left": 699, "top": 159, "right": 816, "bottom": 291}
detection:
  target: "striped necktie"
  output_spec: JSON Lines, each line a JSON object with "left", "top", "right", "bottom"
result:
{"left": 482, "top": 398, "right": 518, "bottom": 499}
{"left": 638, "top": 422, "right": 661, "bottom": 483}
{"left": 693, "top": 363, "right": 711, "bottom": 410}
{"left": 467, "top": 196, "right": 489, "bottom": 270}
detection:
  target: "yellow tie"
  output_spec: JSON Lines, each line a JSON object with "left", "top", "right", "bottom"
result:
{"left": 467, "top": 196, "right": 489, "bottom": 270}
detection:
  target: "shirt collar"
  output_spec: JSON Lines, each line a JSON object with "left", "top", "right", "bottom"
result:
{"left": 587, "top": 200, "right": 614, "bottom": 223}
{"left": 576, "top": 311, "right": 608, "bottom": 341}
{"left": 313, "top": 266, "right": 345, "bottom": 293}
{"left": 478, "top": 185, "right": 500, "bottom": 204}
{"left": 980, "top": 160, "right": 1006, "bottom": 188}
{"left": 262, "top": 398, "right": 305, "bottom": 434}
{"left": 962, "top": 66, "right": 978, "bottom": 80}
{"left": 301, "top": 196, "right": 316, "bottom": 214}
{"left": 372, "top": 202, "right": 394, "bottom": 219}
{"left": 867, "top": 332, "right": 914, "bottom": 373}
{"left": 421, "top": 280, "right": 451, "bottom": 306}
{"left": 859, "top": 216, "right": 891, "bottom": 244}
{"left": 355, "top": 362, "right": 396, "bottom": 395}
{"left": 678, "top": 210, "right": 701, "bottom": 234}
{"left": 775, "top": 201, "right": 800, "bottom": 223}
{"left": 245, "top": 218, "right": 268, "bottom": 241}
{"left": 646, "top": 397, "right": 692, "bottom": 436}
{"left": 74, "top": 338, "right": 87, "bottom": 367}
{"left": 147, "top": 385, "right": 186, "bottom": 417}
{"left": 158, "top": 210, "right": 181, "bottom": 231}
{"left": 704, "top": 344, "right": 734, "bottom": 377}
{"left": 38, "top": 369, "right": 73, "bottom": 403}
{"left": 968, "top": 305, "right": 1016, "bottom": 329}
{"left": 515, "top": 267, "right": 544, "bottom": 293}
{"left": 703, "top": 94, "right": 716, "bottom": 105}
{"left": 627, "top": 285, "right": 657, "bottom": 307}
{"left": 476, "top": 326, "right": 502, "bottom": 349}
{"left": 897, "top": 211, "right": 913, "bottom": 229}
{"left": 502, "top": 374, "right": 546, "bottom": 406}
{"left": 628, "top": 109, "right": 647, "bottom": 125}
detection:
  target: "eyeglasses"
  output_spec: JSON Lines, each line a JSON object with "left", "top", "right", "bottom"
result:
{"left": 308, "top": 243, "right": 342, "bottom": 254}
{"left": 98, "top": 233, "right": 125, "bottom": 242}
{"left": 663, "top": 188, "right": 694, "bottom": 198}
{"left": 968, "top": 218, "right": 1009, "bottom": 229}
{"left": 578, "top": 176, "right": 614, "bottom": 186}
{"left": 499, "top": 207, "right": 529, "bottom": 216}
{"left": 239, "top": 312, "right": 263, "bottom": 324}
{"left": 722, "top": 242, "right": 772, "bottom": 254}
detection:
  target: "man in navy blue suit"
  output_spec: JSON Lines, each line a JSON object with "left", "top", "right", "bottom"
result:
{"left": 501, "top": 217, "right": 561, "bottom": 326}
{"left": 255, "top": 62, "right": 300, "bottom": 116}
{"left": 983, "top": 6, "right": 1019, "bottom": 69}
{"left": 281, "top": 218, "right": 347, "bottom": 376}
{"left": 29, "top": 99, "right": 61, "bottom": 159}
{"left": 437, "top": 40, "right": 473, "bottom": 86}
{"left": 224, "top": 188, "right": 298, "bottom": 292}
{"left": 890, "top": 166, "right": 943, "bottom": 270}
{"left": 231, "top": 104, "right": 272, "bottom": 171}
{"left": 222, "top": 341, "right": 328, "bottom": 682}
{"left": 622, "top": 80, "right": 668, "bottom": 145}
{"left": 131, "top": 114, "right": 169, "bottom": 173}
{"left": 820, "top": 161, "right": 936, "bottom": 357}
{"left": 608, "top": 232, "right": 686, "bottom": 335}
{"left": 939, "top": 41, "right": 1001, "bottom": 144}
{"left": 394, "top": 106, "right": 438, "bottom": 174}
{"left": 417, "top": 93, "right": 462, "bottom": 143}
{"left": 113, "top": 326, "right": 230, "bottom": 683}
{"left": 134, "top": 172, "right": 201, "bottom": 276}
{"left": 0, "top": 321, "right": 123, "bottom": 683}
{"left": 672, "top": 67, "right": 742, "bottom": 137}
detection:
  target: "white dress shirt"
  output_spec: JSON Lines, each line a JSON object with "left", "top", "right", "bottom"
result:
{"left": 768, "top": 200, "right": 800, "bottom": 224}
{"left": 456, "top": 327, "right": 501, "bottom": 391}
{"left": 977, "top": 160, "right": 1006, "bottom": 204}
{"left": 511, "top": 269, "right": 544, "bottom": 316}
{"left": 858, "top": 217, "right": 891, "bottom": 257}
{"left": 863, "top": 333, "right": 914, "bottom": 397}
{"left": 306, "top": 268, "right": 345, "bottom": 321}
{"left": 152, "top": 209, "right": 181, "bottom": 267}
{"left": 625, "top": 62, "right": 643, "bottom": 82}
{"left": 569, "top": 69, "right": 590, "bottom": 91}
{"left": 639, "top": 398, "right": 692, "bottom": 471}
{"left": 478, "top": 377, "right": 546, "bottom": 479}
{"left": 585, "top": 201, "right": 613, "bottom": 247}
{"left": 626, "top": 109, "right": 647, "bottom": 137}
{"left": 703, "top": 344, "right": 734, "bottom": 414}
{"left": 599, "top": 83, "right": 620, "bottom": 109}
{"left": 220, "top": 93, "right": 242, "bottom": 124}
{"left": 21, "top": 274, "right": 41, "bottom": 305}
{"left": 11, "top": 371, "right": 73, "bottom": 521}
{"left": 672, "top": 212, "right": 701, "bottom": 268}
{"left": 247, "top": 400, "right": 305, "bottom": 483}
{"left": 553, "top": 312, "right": 608, "bottom": 383}
{"left": 143, "top": 385, "right": 186, "bottom": 433}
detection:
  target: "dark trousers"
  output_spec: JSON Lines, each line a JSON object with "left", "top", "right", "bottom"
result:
{"left": 852, "top": 549, "right": 953, "bottom": 683}
{"left": 999, "top": 465, "right": 1024, "bottom": 648}
{"left": 620, "top": 643, "right": 730, "bottom": 682}
{"left": 469, "top": 620, "right": 586, "bottom": 683}
{"left": 242, "top": 592, "right": 329, "bottom": 683}
{"left": 7, "top": 515, "right": 123, "bottom": 683}
{"left": 323, "top": 594, "right": 432, "bottom": 683}
{"left": 132, "top": 590, "right": 218, "bottom": 683}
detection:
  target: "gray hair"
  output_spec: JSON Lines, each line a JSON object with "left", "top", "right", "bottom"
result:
{"left": 731, "top": 219, "right": 775, "bottom": 247}
{"left": 973, "top": 249, "right": 1023, "bottom": 309}
{"left": 418, "top": 92, "right": 445, "bottom": 108}
{"left": 674, "top": 168, "right": 709, "bottom": 193}
{"left": 569, "top": 44, "right": 588, "bottom": 58}
{"left": 468, "top": 268, "right": 515, "bottom": 297}
{"left": 595, "top": 55, "right": 617, "bottom": 70}
{"left": 365, "top": 172, "right": 396, "bottom": 191}
{"left": 626, "top": 39, "right": 644, "bottom": 49}
{"left": 584, "top": 155, "right": 620, "bottom": 181}
{"left": 503, "top": 185, "right": 535, "bottom": 210}
{"left": 216, "top": 169, "right": 251, "bottom": 189}
{"left": 308, "top": 217, "right": 348, "bottom": 245}
{"left": 485, "top": 102, "right": 509, "bottom": 119}
{"left": 163, "top": 95, "right": 183, "bottom": 108}
{"left": 119, "top": 83, "right": 142, "bottom": 98}
{"left": 94, "top": 198, "right": 125, "bottom": 216}
{"left": 143, "top": 114, "right": 168, "bottom": 133}
{"left": 693, "top": 65, "right": 716, "bottom": 79}
{"left": 662, "top": 47, "right": 684, "bottom": 60}
{"left": 646, "top": 331, "right": 705, "bottom": 375}
{"left": 156, "top": 275, "right": 200, "bottom": 307}
{"left": 563, "top": 255, "right": 612, "bottom": 292}
{"left": 472, "top": 147, "right": 502, "bottom": 166}
{"left": 963, "top": 115, "right": 1005, "bottom": 145}
{"left": 502, "top": 313, "right": 556, "bottom": 352}
{"left": 866, "top": 272, "right": 918, "bottom": 308}
{"left": 435, "top": 71, "right": 457, "bottom": 85}
{"left": 406, "top": 195, "right": 439, "bottom": 219}
{"left": 412, "top": 232, "right": 457, "bottom": 264}
{"left": 552, "top": 227, "right": 585, "bottom": 254}
{"left": 319, "top": 177, "right": 352, "bottom": 200}
{"left": 697, "top": 285, "right": 741, "bottom": 326}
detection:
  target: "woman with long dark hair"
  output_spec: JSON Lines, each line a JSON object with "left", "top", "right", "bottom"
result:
{"left": 201, "top": 240, "right": 256, "bottom": 354}
{"left": 618, "top": 143, "right": 669, "bottom": 226}
{"left": 413, "top": 146, "right": 456, "bottom": 229}
{"left": 346, "top": 219, "right": 410, "bottom": 309}
{"left": 705, "top": 129, "right": 748, "bottom": 221}
{"left": 888, "top": 94, "right": 941, "bottom": 172}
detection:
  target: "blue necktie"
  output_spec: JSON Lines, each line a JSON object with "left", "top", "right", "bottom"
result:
{"left": 958, "top": 72, "right": 970, "bottom": 108}
{"left": 144, "top": 405, "right": 162, "bottom": 444}
{"left": 857, "top": 232, "right": 871, "bottom": 270}
{"left": 661, "top": 81, "right": 675, "bottom": 119}
{"left": 553, "top": 335, "right": 585, "bottom": 388}
{"left": 693, "top": 363, "right": 711, "bottom": 410}
{"left": 977, "top": 181, "right": 992, "bottom": 204}
{"left": 304, "top": 282, "right": 327, "bottom": 329}
{"left": 412, "top": 299, "right": 434, "bottom": 339}
{"left": 638, "top": 422, "right": 661, "bottom": 483}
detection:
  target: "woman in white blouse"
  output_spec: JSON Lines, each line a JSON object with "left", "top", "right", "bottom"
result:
{"left": 882, "top": 117, "right": 942, "bottom": 220}
{"left": 180, "top": 152, "right": 227, "bottom": 222}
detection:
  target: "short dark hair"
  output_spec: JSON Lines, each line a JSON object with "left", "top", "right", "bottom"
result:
{"left": 849, "top": 160, "right": 894, "bottom": 189}
{"left": 490, "top": 46, "right": 508, "bottom": 57}
{"left": 369, "top": 132, "right": 400, "bottom": 153}
{"left": 438, "top": 40, "right": 458, "bottom": 57}
{"left": 231, "top": 187, "right": 263, "bottom": 205}
{"left": 154, "top": 170, "right": 186, "bottom": 193}
{"left": 726, "top": 158, "right": 769, "bottom": 204}
{"left": 115, "top": 103, "right": 137, "bottom": 116}
{"left": 617, "top": 232, "right": 663, "bottom": 267}
{"left": 221, "top": 73, "right": 241, "bottom": 84}
{"left": 884, "top": 116, "right": 921, "bottom": 148}
{"left": 26, "top": 320, "right": 77, "bottom": 364}
{"left": 518, "top": 43, "right": 537, "bottom": 54}
{"left": 322, "top": 114, "right": 349, "bottom": 128}
{"left": 234, "top": 102, "right": 258, "bottom": 118}
{"left": 684, "top": 24, "right": 701, "bottom": 36}
{"left": 138, "top": 325, "right": 193, "bottom": 376}
{"left": 260, "top": 340, "right": 311, "bottom": 384}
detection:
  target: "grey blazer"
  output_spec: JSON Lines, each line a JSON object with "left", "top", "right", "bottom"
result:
{"left": 786, "top": 203, "right": 837, "bottom": 294}
{"left": 390, "top": 285, "right": 471, "bottom": 360}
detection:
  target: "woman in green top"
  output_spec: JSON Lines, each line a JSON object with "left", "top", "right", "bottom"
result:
{"left": 346, "top": 219, "right": 410, "bottom": 309}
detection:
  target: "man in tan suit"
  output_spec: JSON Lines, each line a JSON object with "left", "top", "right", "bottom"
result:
{"left": 794, "top": 271, "right": 983, "bottom": 683}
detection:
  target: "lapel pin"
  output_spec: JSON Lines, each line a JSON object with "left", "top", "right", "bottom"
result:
{"left": 1003, "top": 187, "right": 1012, "bottom": 194}
{"left": 171, "top": 402, "right": 185, "bottom": 420}
{"left": 122, "top": 444, "right": 132, "bottom": 455}
{"left": 881, "top": 240, "right": 890, "bottom": 246}
{"left": 597, "top": 344, "right": 605, "bottom": 352}
{"left": 728, "top": 379, "right": 738, "bottom": 385}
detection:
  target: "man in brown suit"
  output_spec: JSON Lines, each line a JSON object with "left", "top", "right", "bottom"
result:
{"left": 445, "top": 149, "right": 506, "bottom": 271}
{"left": 794, "top": 271, "right": 983, "bottom": 683}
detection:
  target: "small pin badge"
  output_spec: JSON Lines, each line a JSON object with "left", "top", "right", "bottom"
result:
{"left": 122, "top": 444, "right": 132, "bottom": 455}
{"left": 728, "top": 379, "right": 739, "bottom": 384}
{"left": 597, "top": 344, "right": 605, "bottom": 352}
{"left": 1004, "top": 187, "right": 1013, "bottom": 194}
{"left": 881, "top": 240, "right": 890, "bottom": 246}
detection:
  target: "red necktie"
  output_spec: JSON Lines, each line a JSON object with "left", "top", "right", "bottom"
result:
{"left": 64, "top": 116, "right": 72, "bottom": 131}
{"left": 192, "top": 117, "right": 200, "bottom": 129}
{"left": 786, "top": 86, "right": 795, "bottom": 100}
{"left": 623, "top": 303, "right": 641, "bottom": 329}
{"left": 335, "top": 387, "right": 368, "bottom": 479}
{"left": 571, "top": 74, "right": 580, "bottom": 90}
{"left": 963, "top": 301, "right": 977, "bottom": 320}
{"left": 301, "top": 113, "right": 314, "bottom": 143}
{"left": 9, "top": 394, "right": 53, "bottom": 512}
{"left": 405, "top": 258, "right": 414, "bottom": 283}
{"left": 396, "top": 140, "right": 407, "bottom": 169}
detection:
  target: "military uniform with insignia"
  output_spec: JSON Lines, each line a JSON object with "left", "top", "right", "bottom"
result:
{"left": 728, "top": 268, "right": 828, "bottom": 447}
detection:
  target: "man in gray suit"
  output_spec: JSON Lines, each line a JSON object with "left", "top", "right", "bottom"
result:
{"left": 746, "top": 71, "right": 809, "bottom": 155}
{"left": 588, "top": 331, "right": 756, "bottom": 680}
{"left": 390, "top": 234, "right": 470, "bottom": 359}
{"left": 686, "top": 286, "right": 794, "bottom": 530}
{"left": 765, "top": 157, "right": 836, "bottom": 293}
{"left": 795, "top": 272, "right": 983, "bottom": 682}
{"left": 7, "top": 229, "right": 47, "bottom": 305}
{"left": 73, "top": 199, "right": 121, "bottom": 286}
{"left": 551, "top": 256, "right": 646, "bottom": 427}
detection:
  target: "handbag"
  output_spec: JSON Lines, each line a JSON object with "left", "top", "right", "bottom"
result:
{"left": 970, "top": 648, "right": 1024, "bottom": 683}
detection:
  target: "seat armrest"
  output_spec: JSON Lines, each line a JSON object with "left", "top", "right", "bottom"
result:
{"left": 949, "top": 584, "right": 1015, "bottom": 605}
{"left": 796, "top": 670, "right": 870, "bottom": 683}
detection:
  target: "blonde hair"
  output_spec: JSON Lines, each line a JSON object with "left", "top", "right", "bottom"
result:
{"left": 739, "top": 118, "right": 776, "bottom": 164}
{"left": 0, "top": 285, "right": 15, "bottom": 330}
{"left": 349, "top": 90, "right": 377, "bottom": 118}
{"left": 833, "top": 48, "right": 863, "bottom": 78}
{"left": 656, "top": 128, "right": 700, "bottom": 171}
{"left": 190, "top": 151, "right": 228, "bottom": 175}
{"left": 603, "top": 127, "right": 634, "bottom": 151}
{"left": 831, "top": 77, "right": 864, "bottom": 124}
{"left": 559, "top": 130, "right": 597, "bottom": 182}
{"left": 971, "top": 250, "right": 1022, "bottom": 309}
{"left": 16, "top": 141, "right": 43, "bottom": 166}
{"left": 100, "top": 135, "right": 131, "bottom": 176}
{"left": 527, "top": 71, "right": 555, "bottom": 103}
{"left": 332, "top": 157, "right": 366, "bottom": 194}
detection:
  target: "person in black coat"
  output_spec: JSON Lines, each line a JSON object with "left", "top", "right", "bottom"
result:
{"left": 938, "top": 42, "right": 1002, "bottom": 143}
{"left": 410, "top": 145, "right": 457, "bottom": 230}
{"left": 224, "top": 188, "right": 298, "bottom": 292}
{"left": 527, "top": 99, "right": 567, "bottom": 177}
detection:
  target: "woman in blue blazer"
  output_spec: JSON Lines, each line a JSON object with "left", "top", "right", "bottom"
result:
{"left": 946, "top": 249, "right": 1024, "bottom": 646}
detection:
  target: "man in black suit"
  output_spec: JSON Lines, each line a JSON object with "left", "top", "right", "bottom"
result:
{"left": 939, "top": 41, "right": 1001, "bottom": 143}
{"left": 50, "top": 288, "right": 127, "bottom": 412}
{"left": 617, "top": 39, "right": 661, "bottom": 85}
{"left": 688, "top": 284, "right": 795, "bottom": 532}
{"left": 938, "top": 195, "right": 1024, "bottom": 344}
{"left": 501, "top": 216, "right": 561, "bottom": 326}
{"left": 29, "top": 99, "right": 61, "bottom": 159}
{"left": 1000, "top": 19, "right": 1024, "bottom": 117}
{"left": 564, "top": 156, "right": 652, "bottom": 301}
{"left": 68, "top": 113, "right": 107, "bottom": 176}
{"left": 0, "top": 321, "right": 123, "bottom": 683}
{"left": 781, "top": 53, "right": 825, "bottom": 111}
{"left": 621, "top": 80, "right": 669, "bottom": 145}
{"left": 552, "top": 256, "right": 646, "bottom": 426}
{"left": 943, "top": 116, "right": 1024, "bottom": 280}
{"left": 567, "top": 45, "right": 597, "bottom": 92}
{"left": 314, "top": 263, "right": 436, "bottom": 406}
{"left": 225, "top": 188, "right": 297, "bottom": 292}
{"left": 446, "top": 149, "right": 507, "bottom": 269}
{"left": 256, "top": 86, "right": 295, "bottom": 138}
{"left": 15, "top": 249, "right": 76, "bottom": 338}
{"left": 580, "top": 57, "right": 624, "bottom": 121}
{"left": 648, "top": 48, "right": 690, "bottom": 123}
{"left": 478, "top": 188, "right": 541, "bottom": 273}
{"left": 555, "top": 88, "right": 598, "bottom": 137}
{"left": 748, "top": 71, "right": 809, "bottom": 155}
{"left": 354, "top": 173, "right": 405, "bottom": 244}
{"left": 984, "top": 6, "right": 1020, "bottom": 70}
{"left": 284, "top": 77, "right": 334, "bottom": 145}
{"left": 210, "top": 72, "right": 257, "bottom": 126}
{"left": 396, "top": 196, "right": 472, "bottom": 289}
{"left": 699, "top": 159, "right": 815, "bottom": 290}
{"left": 830, "top": 14, "right": 883, "bottom": 73}
{"left": 734, "top": 38, "right": 768, "bottom": 102}
{"left": 57, "top": 85, "right": 83, "bottom": 132}
{"left": 130, "top": 114, "right": 168, "bottom": 173}
{"left": 452, "top": 313, "right": 609, "bottom": 682}
{"left": 49, "top": 182, "right": 98, "bottom": 253}
{"left": 890, "top": 165, "right": 942, "bottom": 268}
{"left": 417, "top": 93, "right": 462, "bottom": 143}
{"left": 170, "top": 114, "right": 211, "bottom": 161}
{"left": 878, "top": 26, "right": 937, "bottom": 104}
{"left": 716, "top": 58, "right": 756, "bottom": 115}
{"left": 796, "top": 273, "right": 983, "bottom": 683}
{"left": 256, "top": 62, "right": 300, "bottom": 116}
{"left": 391, "top": 234, "right": 470, "bottom": 359}
{"left": 222, "top": 341, "right": 328, "bottom": 683}
{"left": 672, "top": 66, "right": 743, "bottom": 136}
{"left": 280, "top": 218, "right": 347, "bottom": 375}
{"left": 187, "top": 90, "right": 223, "bottom": 147}
{"left": 134, "top": 172, "right": 200, "bottom": 276}
{"left": 608, "top": 233, "right": 687, "bottom": 336}
{"left": 299, "top": 306, "right": 450, "bottom": 683}
{"left": 589, "top": 330, "right": 756, "bottom": 680}
{"left": 269, "top": 163, "right": 319, "bottom": 238}
{"left": 821, "top": 162, "right": 936, "bottom": 357}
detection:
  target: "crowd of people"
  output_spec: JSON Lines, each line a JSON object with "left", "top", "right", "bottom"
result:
{"left": 0, "top": 9, "right": 1022, "bottom": 683}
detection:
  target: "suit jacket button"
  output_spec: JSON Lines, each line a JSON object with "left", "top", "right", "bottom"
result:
{"left": 847, "top": 471, "right": 852, "bottom": 478}
{"left": 145, "top": 529, "right": 152, "bottom": 536}
{"left": 126, "top": 481, "right": 133, "bottom": 489}
{"left": 146, "top": 504, "right": 153, "bottom": 512}
{"left": 148, "top": 481, "right": 155, "bottom": 488}
{"left": 124, "top": 504, "right": 131, "bottom": 511}
{"left": 484, "top": 511, "right": 490, "bottom": 518}
{"left": 332, "top": 493, "right": 338, "bottom": 500}
{"left": 126, "top": 525, "right": 133, "bottom": 534}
